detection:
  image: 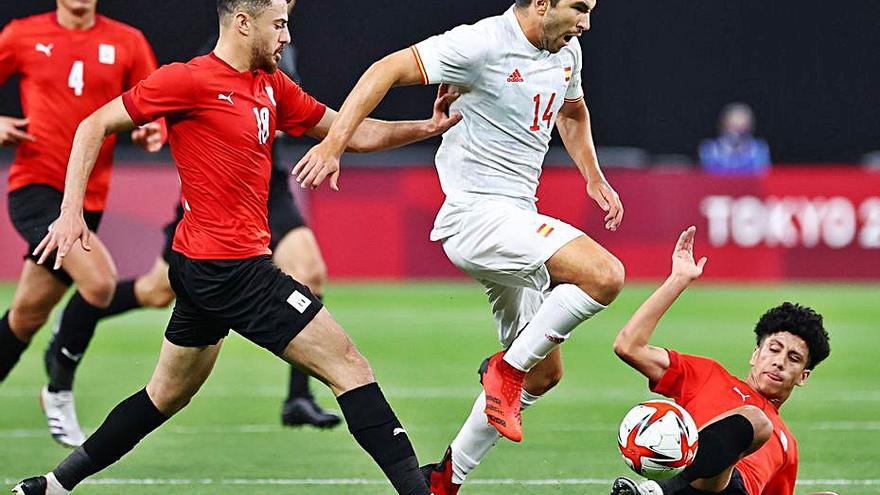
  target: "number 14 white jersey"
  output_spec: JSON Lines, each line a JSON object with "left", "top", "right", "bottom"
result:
{"left": 413, "top": 6, "right": 584, "bottom": 239}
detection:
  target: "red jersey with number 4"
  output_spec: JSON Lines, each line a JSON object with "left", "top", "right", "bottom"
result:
{"left": 0, "top": 13, "right": 160, "bottom": 211}
{"left": 122, "top": 53, "right": 326, "bottom": 259}
{"left": 651, "top": 351, "right": 798, "bottom": 495}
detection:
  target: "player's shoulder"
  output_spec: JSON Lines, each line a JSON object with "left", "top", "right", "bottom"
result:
{"left": 145, "top": 58, "right": 199, "bottom": 88}
{"left": 173, "top": 54, "right": 227, "bottom": 78}
{"left": 2, "top": 12, "right": 54, "bottom": 34}
{"left": 272, "top": 68, "right": 302, "bottom": 86}
{"left": 157, "top": 54, "right": 232, "bottom": 90}
{"left": 559, "top": 37, "right": 583, "bottom": 62}
{"left": 670, "top": 350, "right": 728, "bottom": 375}
{"left": 441, "top": 12, "right": 505, "bottom": 43}
{"left": 95, "top": 15, "right": 149, "bottom": 42}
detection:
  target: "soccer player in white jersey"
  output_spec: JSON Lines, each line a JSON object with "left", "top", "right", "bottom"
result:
{"left": 294, "top": 0, "right": 622, "bottom": 492}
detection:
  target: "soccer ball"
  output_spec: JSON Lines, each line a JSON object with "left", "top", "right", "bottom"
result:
{"left": 618, "top": 400, "right": 699, "bottom": 480}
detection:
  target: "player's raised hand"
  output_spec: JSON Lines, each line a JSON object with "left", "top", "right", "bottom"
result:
{"left": 671, "top": 226, "right": 707, "bottom": 283}
{"left": 292, "top": 141, "right": 342, "bottom": 191}
{"left": 131, "top": 121, "right": 164, "bottom": 153}
{"left": 0, "top": 116, "right": 36, "bottom": 146}
{"left": 430, "top": 84, "right": 463, "bottom": 133}
{"left": 586, "top": 179, "right": 624, "bottom": 231}
{"left": 32, "top": 209, "right": 91, "bottom": 271}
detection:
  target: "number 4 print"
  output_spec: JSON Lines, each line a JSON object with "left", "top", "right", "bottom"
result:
{"left": 530, "top": 92, "right": 556, "bottom": 131}
{"left": 68, "top": 61, "right": 84, "bottom": 96}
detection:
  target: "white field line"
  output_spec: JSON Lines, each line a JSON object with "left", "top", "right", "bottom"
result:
{"left": 1, "top": 478, "right": 878, "bottom": 487}
{"left": 3, "top": 421, "right": 880, "bottom": 439}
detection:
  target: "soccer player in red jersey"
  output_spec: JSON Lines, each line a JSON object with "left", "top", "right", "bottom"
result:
{"left": 0, "top": 0, "right": 164, "bottom": 426}
{"left": 11, "top": 0, "right": 460, "bottom": 494}
{"left": 611, "top": 227, "right": 833, "bottom": 495}
{"left": 40, "top": 28, "right": 342, "bottom": 448}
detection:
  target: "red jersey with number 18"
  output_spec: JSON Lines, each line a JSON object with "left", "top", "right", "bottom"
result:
{"left": 0, "top": 13, "right": 160, "bottom": 212}
{"left": 651, "top": 351, "right": 799, "bottom": 495}
{"left": 122, "top": 53, "right": 326, "bottom": 260}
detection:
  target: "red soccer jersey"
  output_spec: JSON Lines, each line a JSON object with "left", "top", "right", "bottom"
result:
{"left": 0, "top": 12, "right": 160, "bottom": 211}
{"left": 651, "top": 351, "right": 798, "bottom": 495}
{"left": 121, "top": 53, "right": 326, "bottom": 259}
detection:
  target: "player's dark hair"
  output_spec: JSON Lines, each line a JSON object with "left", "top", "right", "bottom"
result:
{"left": 754, "top": 302, "right": 830, "bottom": 370}
{"left": 217, "top": 0, "right": 292, "bottom": 19}
{"left": 515, "top": 0, "right": 562, "bottom": 8}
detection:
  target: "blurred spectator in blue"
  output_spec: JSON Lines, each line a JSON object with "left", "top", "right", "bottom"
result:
{"left": 699, "top": 103, "right": 771, "bottom": 175}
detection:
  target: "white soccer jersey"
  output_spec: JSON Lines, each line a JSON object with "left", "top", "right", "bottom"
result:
{"left": 413, "top": 6, "right": 584, "bottom": 240}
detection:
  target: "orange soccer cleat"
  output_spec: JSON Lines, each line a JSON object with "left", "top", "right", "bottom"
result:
{"left": 479, "top": 351, "right": 526, "bottom": 442}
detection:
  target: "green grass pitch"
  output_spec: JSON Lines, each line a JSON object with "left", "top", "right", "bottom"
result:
{"left": 1, "top": 282, "right": 877, "bottom": 494}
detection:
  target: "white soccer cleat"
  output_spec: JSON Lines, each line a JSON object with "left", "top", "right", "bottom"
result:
{"left": 40, "top": 386, "right": 86, "bottom": 448}
{"left": 611, "top": 477, "right": 664, "bottom": 495}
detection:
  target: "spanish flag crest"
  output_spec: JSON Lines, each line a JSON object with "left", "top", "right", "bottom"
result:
{"left": 537, "top": 223, "right": 555, "bottom": 238}
{"left": 564, "top": 66, "right": 572, "bottom": 82}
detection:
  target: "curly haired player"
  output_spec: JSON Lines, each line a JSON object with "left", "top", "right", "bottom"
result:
{"left": 612, "top": 226, "right": 835, "bottom": 495}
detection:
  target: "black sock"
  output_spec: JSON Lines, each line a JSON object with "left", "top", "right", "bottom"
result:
{"left": 337, "top": 383, "right": 428, "bottom": 495}
{"left": 0, "top": 311, "right": 29, "bottom": 382}
{"left": 46, "top": 281, "right": 140, "bottom": 392}
{"left": 287, "top": 366, "right": 313, "bottom": 401}
{"left": 53, "top": 388, "right": 167, "bottom": 490}
{"left": 658, "top": 414, "right": 755, "bottom": 493}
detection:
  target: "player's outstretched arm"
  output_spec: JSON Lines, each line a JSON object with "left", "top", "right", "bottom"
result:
{"left": 0, "top": 116, "right": 36, "bottom": 146}
{"left": 557, "top": 99, "right": 623, "bottom": 231}
{"left": 292, "top": 48, "right": 426, "bottom": 190}
{"left": 33, "top": 96, "right": 137, "bottom": 269}
{"left": 613, "top": 226, "right": 708, "bottom": 383}
{"left": 305, "top": 84, "right": 461, "bottom": 157}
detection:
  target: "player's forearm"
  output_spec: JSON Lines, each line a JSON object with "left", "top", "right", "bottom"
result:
{"left": 322, "top": 62, "right": 401, "bottom": 155}
{"left": 616, "top": 276, "right": 690, "bottom": 348}
{"left": 61, "top": 98, "right": 135, "bottom": 211}
{"left": 558, "top": 106, "right": 605, "bottom": 184}
{"left": 60, "top": 116, "right": 108, "bottom": 212}
{"left": 347, "top": 118, "right": 439, "bottom": 153}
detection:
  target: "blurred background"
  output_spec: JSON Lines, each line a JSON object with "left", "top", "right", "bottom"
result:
{"left": 2, "top": 0, "right": 880, "bottom": 281}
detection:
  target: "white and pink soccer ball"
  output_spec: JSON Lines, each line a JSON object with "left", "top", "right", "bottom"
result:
{"left": 618, "top": 400, "right": 699, "bottom": 480}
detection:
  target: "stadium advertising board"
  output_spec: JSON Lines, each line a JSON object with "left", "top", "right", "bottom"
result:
{"left": 1, "top": 165, "right": 878, "bottom": 281}
{"left": 308, "top": 166, "right": 880, "bottom": 281}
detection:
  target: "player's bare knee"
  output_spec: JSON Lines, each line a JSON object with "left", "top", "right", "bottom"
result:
{"left": 300, "top": 264, "right": 327, "bottom": 295}
{"left": 143, "top": 285, "right": 175, "bottom": 308}
{"left": 739, "top": 405, "right": 773, "bottom": 445}
{"left": 579, "top": 255, "right": 625, "bottom": 305}
{"left": 146, "top": 382, "right": 194, "bottom": 416}
{"left": 80, "top": 276, "right": 116, "bottom": 308}
{"left": 339, "top": 341, "right": 375, "bottom": 387}
{"left": 7, "top": 305, "right": 49, "bottom": 340}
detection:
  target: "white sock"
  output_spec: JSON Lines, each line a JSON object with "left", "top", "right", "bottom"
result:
{"left": 449, "top": 389, "right": 544, "bottom": 484}
{"left": 44, "top": 472, "right": 70, "bottom": 495}
{"left": 503, "top": 284, "right": 605, "bottom": 372}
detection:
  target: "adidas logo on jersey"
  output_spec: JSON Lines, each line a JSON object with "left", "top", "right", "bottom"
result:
{"left": 507, "top": 69, "right": 524, "bottom": 83}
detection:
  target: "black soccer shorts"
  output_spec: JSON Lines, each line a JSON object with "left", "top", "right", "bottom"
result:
{"left": 7, "top": 184, "right": 104, "bottom": 285}
{"left": 165, "top": 251, "right": 323, "bottom": 355}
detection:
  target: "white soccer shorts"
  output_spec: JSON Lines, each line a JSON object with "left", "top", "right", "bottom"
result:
{"left": 440, "top": 200, "right": 585, "bottom": 347}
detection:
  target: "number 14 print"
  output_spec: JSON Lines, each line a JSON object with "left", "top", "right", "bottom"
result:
{"left": 530, "top": 92, "right": 556, "bottom": 131}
